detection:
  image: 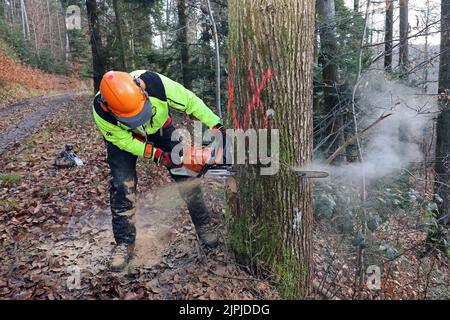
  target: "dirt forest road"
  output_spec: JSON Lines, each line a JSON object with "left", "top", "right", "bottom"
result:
{"left": 0, "top": 93, "right": 278, "bottom": 300}
{"left": 0, "top": 92, "right": 89, "bottom": 154}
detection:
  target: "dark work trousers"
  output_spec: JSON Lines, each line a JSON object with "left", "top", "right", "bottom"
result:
{"left": 106, "top": 123, "right": 210, "bottom": 245}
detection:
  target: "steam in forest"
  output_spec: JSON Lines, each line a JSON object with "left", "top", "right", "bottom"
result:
{"left": 315, "top": 71, "right": 437, "bottom": 184}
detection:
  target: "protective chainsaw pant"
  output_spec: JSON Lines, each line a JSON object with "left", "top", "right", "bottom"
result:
{"left": 106, "top": 123, "right": 210, "bottom": 245}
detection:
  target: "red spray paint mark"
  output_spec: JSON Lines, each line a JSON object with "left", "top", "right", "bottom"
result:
{"left": 227, "top": 54, "right": 274, "bottom": 130}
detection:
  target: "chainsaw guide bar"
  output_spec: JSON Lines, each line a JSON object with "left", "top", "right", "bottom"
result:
{"left": 290, "top": 168, "right": 329, "bottom": 179}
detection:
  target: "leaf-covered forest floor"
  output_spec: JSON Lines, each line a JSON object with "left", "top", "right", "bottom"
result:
{"left": 313, "top": 217, "right": 449, "bottom": 300}
{"left": 0, "top": 95, "right": 278, "bottom": 300}
{"left": 0, "top": 94, "right": 447, "bottom": 300}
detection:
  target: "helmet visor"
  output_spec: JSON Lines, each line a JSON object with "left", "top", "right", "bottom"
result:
{"left": 116, "top": 99, "right": 152, "bottom": 129}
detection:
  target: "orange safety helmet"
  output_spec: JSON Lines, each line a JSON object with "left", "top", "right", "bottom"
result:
{"left": 99, "top": 71, "right": 152, "bottom": 129}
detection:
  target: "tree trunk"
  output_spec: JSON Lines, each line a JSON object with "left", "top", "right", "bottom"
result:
{"left": 56, "top": 4, "right": 64, "bottom": 59}
{"left": 177, "top": 0, "right": 191, "bottom": 90}
{"left": 46, "top": 0, "right": 54, "bottom": 56}
{"left": 228, "top": 0, "right": 315, "bottom": 298}
{"left": 317, "top": 0, "right": 345, "bottom": 162}
{"left": 206, "top": 0, "right": 222, "bottom": 118}
{"left": 2, "top": 0, "right": 7, "bottom": 20}
{"left": 384, "top": 0, "right": 393, "bottom": 71}
{"left": 23, "top": 0, "right": 29, "bottom": 39}
{"left": 354, "top": 0, "right": 359, "bottom": 12}
{"left": 20, "top": 0, "right": 26, "bottom": 37}
{"left": 148, "top": 14, "right": 153, "bottom": 44}
{"left": 11, "top": 0, "right": 15, "bottom": 27}
{"left": 86, "top": 0, "right": 106, "bottom": 92}
{"left": 61, "top": 1, "right": 69, "bottom": 62}
{"left": 129, "top": 18, "right": 136, "bottom": 70}
{"left": 435, "top": 0, "right": 450, "bottom": 244}
{"left": 399, "top": 0, "right": 409, "bottom": 74}
{"left": 112, "top": 0, "right": 127, "bottom": 71}
{"left": 423, "top": 0, "right": 431, "bottom": 93}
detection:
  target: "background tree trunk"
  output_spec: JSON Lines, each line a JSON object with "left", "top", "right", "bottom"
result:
{"left": 399, "top": 0, "right": 409, "bottom": 74}
{"left": 11, "top": 0, "right": 15, "bottom": 27}
{"left": 384, "top": 0, "right": 393, "bottom": 71}
{"left": 86, "top": 0, "right": 106, "bottom": 92}
{"left": 317, "top": 0, "right": 345, "bottom": 162}
{"left": 177, "top": 0, "right": 191, "bottom": 90}
{"left": 435, "top": 0, "right": 450, "bottom": 243}
{"left": 206, "top": 0, "right": 222, "bottom": 119}
{"left": 112, "top": 0, "right": 127, "bottom": 71}
{"left": 423, "top": 0, "right": 431, "bottom": 93}
{"left": 354, "top": 0, "right": 359, "bottom": 12}
{"left": 20, "top": 0, "right": 26, "bottom": 38}
{"left": 228, "top": 0, "right": 315, "bottom": 298}
{"left": 46, "top": 0, "right": 53, "bottom": 56}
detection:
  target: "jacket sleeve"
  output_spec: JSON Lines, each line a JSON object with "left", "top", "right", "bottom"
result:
{"left": 158, "top": 73, "right": 221, "bottom": 128}
{"left": 92, "top": 98, "right": 156, "bottom": 160}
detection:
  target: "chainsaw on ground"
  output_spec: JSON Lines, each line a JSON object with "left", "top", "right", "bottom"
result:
{"left": 54, "top": 144, "right": 84, "bottom": 169}
{"left": 170, "top": 142, "right": 233, "bottom": 179}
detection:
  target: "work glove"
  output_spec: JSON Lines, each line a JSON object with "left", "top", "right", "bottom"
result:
{"left": 211, "top": 123, "right": 231, "bottom": 164}
{"left": 155, "top": 149, "right": 174, "bottom": 169}
{"left": 212, "top": 123, "right": 227, "bottom": 145}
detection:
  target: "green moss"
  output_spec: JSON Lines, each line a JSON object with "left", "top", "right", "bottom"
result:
{"left": 275, "top": 249, "right": 306, "bottom": 299}
{"left": 227, "top": 207, "right": 307, "bottom": 299}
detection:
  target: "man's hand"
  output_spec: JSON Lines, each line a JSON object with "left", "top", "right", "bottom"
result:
{"left": 212, "top": 123, "right": 231, "bottom": 164}
{"left": 212, "top": 123, "right": 226, "bottom": 134}
{"left": 212, "top": 123, "right": 227, "bottom": 145}
{"left": 155, "top": 149, "right": 174, "bottom": 169}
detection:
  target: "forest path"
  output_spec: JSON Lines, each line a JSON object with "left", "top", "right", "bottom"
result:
{"left": 0, "top": 94, "right": 278, "bottom": 300}
{"left": 0, "top": 92, "right": 89, "bottom": 155}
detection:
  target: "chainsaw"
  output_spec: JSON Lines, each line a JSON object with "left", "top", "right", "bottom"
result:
{"left": 54, "top": 144, "right": 84, "bottom": 169}
{"left": 169, "top": 144, "right": 329, "bottom": 180}
{"left": 170, "top": 143, "right": 232, "bottom": 179}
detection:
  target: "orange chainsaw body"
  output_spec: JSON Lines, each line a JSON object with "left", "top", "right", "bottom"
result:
{"left": 182, "top": 145, "right": 224, "bottom": 174}
{"left": 170, "top": 145, "right": 229, "bottom": 178}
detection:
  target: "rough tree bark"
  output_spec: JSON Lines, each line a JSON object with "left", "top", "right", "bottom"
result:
{"left": 228, "top": 0, "right": 315, "bottom": 298}
{"left": 112, "top": 0, "right": 127, "bottom": 71}
{"left": 20, "top": 0, "right": 26, "bottom": 38}
{"left": 86, "top": 0, "right": 106, "bottom": 92}
{"left": 317, "top": 0, "right": 345, "bottom": 162}
{"left": 3, "top": 1, "right": 7, "bottom": 20}
{"left": 11, "top": 0, "right": 15, "bottom": 27}
{"left": 384, "top": 0, "right": 393, "bottom": 71}
{"left": 206, "top": 0, "right": 222, "bottom": 119}
{"left": 177, "top": 0, "right": 191, "bottom": 90}
{"left": 46, "top": 0, "right": 53, "bottom": 56}
{"left": 399, "top": 0, "right": 409, "bottom": 73}
{"left": 435, "top": 0, "right": 450, "bottom": 243}
{"left": 423, "top": 0, "right": 431, "bottom": 93}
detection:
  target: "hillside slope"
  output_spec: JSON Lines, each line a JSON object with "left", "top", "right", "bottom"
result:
{"left": 0, "top": 39, "right": 89, "bottom": 105}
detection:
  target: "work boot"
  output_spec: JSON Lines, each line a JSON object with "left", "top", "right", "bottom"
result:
{"left": 195, "top": 224, "right": 218, "bottom": 248}
{"left": 110, "top": 243, "right": 134, "bottom": 272}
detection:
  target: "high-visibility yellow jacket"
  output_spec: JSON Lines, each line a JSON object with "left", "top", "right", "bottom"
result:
{"left": 92, "top": 70, "right": 221, "bottom": 160}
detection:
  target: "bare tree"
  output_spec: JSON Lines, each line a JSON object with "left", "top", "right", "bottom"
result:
{"left": 399, "top": 0, "right": 409, "bottom": 73}
{"left": 112, "top": 0, "right": 127, "bottom": 71}
{"left": 384, "top": 0, "right": 394, "bottom": 71}
{"left": 177, "top": 0, "right": 191, "bottom": 90}
{"left": 86, "top": 0, "right": 106, "bottom": 91}
{"left": 46, "top": 0, "right": 53, "bottom": 55}
{"left": 317, "top": 0, "right": 345, "bottom": 161}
